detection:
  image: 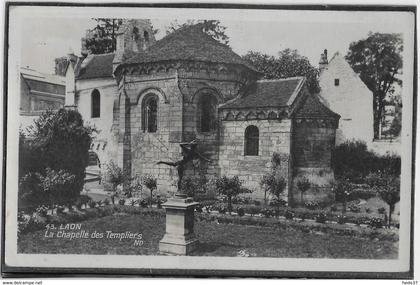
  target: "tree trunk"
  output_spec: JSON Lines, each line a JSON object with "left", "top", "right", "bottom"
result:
{"left": 300, "top": 192, "right": 304, "bottom": 205}
{"left": 228, "top": 196, "right": 232, "bottom": 214}
{"left": 150, "top": 189, "right": 153, "bottom": 207}
{"left": 342, "top": 199, "right": 347, "bottom": 214}
{"left": 264, "top": 190, "right": 267, "bottom": 207}
{"left": 389, "top": 204, "right": 394, "bottom": 228}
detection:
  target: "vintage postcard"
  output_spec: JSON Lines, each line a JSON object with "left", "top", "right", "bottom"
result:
{"left": 2, "top": 2, "right": 416, "bottom": 278}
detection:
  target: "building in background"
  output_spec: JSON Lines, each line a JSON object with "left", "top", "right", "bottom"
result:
{"left": 20, "top": 67, "right": 65, "bottom": 132}
{"left": 317, "top": 49, "right": 374, "bottom": 146}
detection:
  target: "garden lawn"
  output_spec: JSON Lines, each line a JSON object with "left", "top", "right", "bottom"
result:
{"left": 18, "top": 212, "right": 398, "bottom": 259}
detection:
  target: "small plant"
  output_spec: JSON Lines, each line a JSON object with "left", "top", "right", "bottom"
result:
{"left": 215, "top": 176, "right": 249, "bottom": 214}
{"left": 330, "top": 205, "right": 338, "bottom": 212}
{"left": 103, "top": 198, "right": 110, "bottom": 206}
{"left": 129, "top": 199, "right": 137, "bottom": 206}
{"left": 315, "top": 212, "right": 327, "bottom": 223}
{"left": 365, "top": 207, "right": 371, "bottom": 213}
{"left": 97, "top": 200, "right": 103, "bottom": 207}
{"left": 88, "top": 200, "right": 97, "bottom": 208}
{"left": 304, "top": 201, "right": 319, "bottom": 210}
{"left": 118, "top": 199, "right": 126, "bottom": 205}
{"left": 260, "top": 172, "right": 287, "bottom": 217}
{"left": 142, "top": 175, "right": 157, "bottom": 207}
{"left": 35, "top": 205, "right": 48, "bottom": 217}
{"left": 75, "top": 202, "right": 83, "bottom": 210}
{"left": 260, "top": 208, "right": 272, "bottom": 218}
{"left": 285, "top": 209, "right": 295, "bottom": 220}
{"left": 140, "top": 199, "right": 149, "bottom": 208}
{"left": 378, "top": 207, "right": 386, "bottom": 214}
{"left": 218, "top": 205, "right": 227, "bottom": 214}
{"left": 247, "top": 205, "right": 261, "bottom": 217}
{"left": 337, "top": 214, "right": 346, "bottom": 224}
{"left": 56, "top": 206, "right": 65, "bottom": 214}
{"left": 297, "top": 177, "right": 311, "bottom": 204}
{"left": 349, "top": 204, "right": 361, "bottom": 213}
{"left": 369, "top": 217, "right": 383, "bottom": 229}
{"left": 237, "top": 207, "right": 245, "bottom": 217}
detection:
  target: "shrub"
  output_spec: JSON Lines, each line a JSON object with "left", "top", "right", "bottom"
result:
{"left": 304, "top": 201, "right": 319, "bottom": 210}
{"left": 103, "top": 199, "right": 110, "bottom": 206}
{"left": 261, "top": 208, "right": 273, "bottom": 218}
{"left": 260, "top": 172, "right": 287, "bottom": 217}
{"left": 35, "top": 205, "right": 48, "bottom": 217}
{"left": 297, "top": 177, "right": 311, "bottom": 204}
{"left": 349, "top": 204, "right": 361, "bottom": 213}
{"left": 143, "top": 175, "right": 157, "bottom": 207}
{"left": 118, "top": 199, "right": 126, "bottom": 205}
{"left": 215, "top": 176, "right": 249, "bottom": 214}
{"left": 378, "top": 207, "right": 386, "bottom": 214}
{"left": 348, "top": 188, "right": 377, "bottom": 200}
{"left": 139, "top": 199, "right": 149, "bottom": 208}
{"left": 245, "top": 205, "right": 262, "bottom": 216}
{"left": 88, "top": 200, "right": 97, "bottom": 208}
{"left": 56, "top": 206, "right": 65, "bottom": 214}
{"left": 285, "top": 209, "right": 295, "bottom": 220}
{"left": 315, "top": 212, "right": 327, "bottom": 223}
{"left": 337, "top": 214, "right": 346, "bottom": 224}
{"left": 330, "top": 205, "right": 338, "bottom": 212}
{"left": 19, "top": 109, "right": 94, "bottom": 208}
{"left": 369, "top": 217, "right": 383, "bottom": 229}
{"left": 365, "top": 207, "right": 371, "bottom": 213}
{"left": 237, "top": 207, "right": 245, "bottom": 217}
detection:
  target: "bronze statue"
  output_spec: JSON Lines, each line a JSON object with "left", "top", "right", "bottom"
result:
{"left": 157, "top": 140, "right": 211, "bottom": 192}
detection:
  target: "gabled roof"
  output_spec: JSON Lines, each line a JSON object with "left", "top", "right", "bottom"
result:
{"left": 293, "top": 93, "right": 340, "bottom": 119}
{"left": 76, "top": 53, "right": 115, "bottom": 80}
{"left": 121, "top": 24, "right": 258, "bottom": 73}
{"left": 220, "top": 77, "right": 305, "bottom": 109}
{"left": 21, "top": 67, "right": 65, "bottom": 86}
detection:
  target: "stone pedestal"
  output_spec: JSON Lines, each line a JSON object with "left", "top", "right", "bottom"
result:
{"left": 159, "top": 194, "right": 199, "bottom": 255}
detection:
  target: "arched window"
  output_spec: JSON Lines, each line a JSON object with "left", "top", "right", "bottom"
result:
{"left": 144, "top": 30, "right": 149, "bottom": 42}
{"left": 142, "top": 95, "right": 158, "bottom": 133}
{"left": 244, "top": 125, "right": 259, "bottom": 156}
{"left": 132, "top": 27, "right": 139, "bottom": 41}
{"left": 88, "top": 151, "right": 100, "bottom": 166}
{"left": 198, "top": 94, "right": 217, "bottom": 132}
{"left": 91, "top": 89, "right": 100, "bottom": 118}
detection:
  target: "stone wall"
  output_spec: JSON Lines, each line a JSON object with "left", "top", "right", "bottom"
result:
{"left": 291, "top": 120, "right": 336, "bottom": 204}
{"left": 75, "top": 78, "right": 119, "bottom": 167}
{"left": 219, "top": 119, "right": 292, "bottom": 200}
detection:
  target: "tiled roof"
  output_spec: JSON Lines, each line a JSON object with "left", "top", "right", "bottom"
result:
{"left": 122, "top": 24, "right": 257, "bottom": 72}
{"left": 294, "top": 93, "right": 340, "bottom": 119}
{"left": 76, "top": 53, "right": 115, "bottom": 80}
{"left": 220, "top": 77, "right": 304, "bottom": 109}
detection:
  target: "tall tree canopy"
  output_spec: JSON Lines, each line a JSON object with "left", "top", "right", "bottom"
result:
{"left": 345, "top": 32, "right": 403, "bottom": 139}
{"left": 243, "top": 49, "right": 320, "bottom": 94}
{"left": 84, "top": 18, "right": 123, "bottom": 55}
{"left": 166, "top": 20, "right": 229, "bottom": 45}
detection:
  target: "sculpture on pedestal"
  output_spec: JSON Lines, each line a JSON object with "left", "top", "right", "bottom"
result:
{"left": 157, "top": 139, "right": 211, "bottom": 194}
{"left": 157, "top": 140, "right": 210, "bottom": 255}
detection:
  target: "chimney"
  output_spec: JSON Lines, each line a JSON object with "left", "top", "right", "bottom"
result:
{"left": 319, "top": 49, "right": 328, "bottom": 71}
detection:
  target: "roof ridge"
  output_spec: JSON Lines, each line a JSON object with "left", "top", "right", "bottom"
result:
{"left": 257, "top": 76, "right": 305, "bottom": 83}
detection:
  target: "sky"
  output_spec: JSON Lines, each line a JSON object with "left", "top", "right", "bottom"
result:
{"left": 14, "top": 7, "right": 414, "bottom": 75}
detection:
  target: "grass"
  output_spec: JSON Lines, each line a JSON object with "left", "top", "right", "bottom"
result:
{"left": 18, "top": 212, "right": 398, "bottom": 259}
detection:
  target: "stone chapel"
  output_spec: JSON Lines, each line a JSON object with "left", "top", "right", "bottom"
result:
{"left": 64, "top": 19, "right": 340, "bottom": 203}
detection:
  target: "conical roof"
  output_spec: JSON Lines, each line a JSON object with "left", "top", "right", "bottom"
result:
{"left": 120, "top": 24, "right": 258, "bottom": 73}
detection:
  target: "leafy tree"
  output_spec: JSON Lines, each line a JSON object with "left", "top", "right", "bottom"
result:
{"left": 19, "top": 109, "right": 94, "bottom": 210}
{"left": 296, "top": 177, "right": 311, "bottom": 205}
{"left": 260, "top": 173, "right": 287, "bottom": 217}
{"left": 243, "top": 49, "right": 320, "bottom": 93}
{"left": 367, "top": 171, "right": 400, "bottom": 228}
{"left": 333, "top": 178, "right": 352, "bottom": 214}
{"left": 103, "top": 160, "right": 127, "bottom": 204}
{"left": 215, "top": 176, "right": 248, "bottom": 214}
{"left": 345, "top": 32, "right": 403, "bottom": 139}
{"left": 142, "top": 175, "right": 157, "bottom": 207}
{"left": 166, "top": 20, "right": 229, "bottom": 45}
{"left": 84, "top": 18, "right": 123, "bottom": 54}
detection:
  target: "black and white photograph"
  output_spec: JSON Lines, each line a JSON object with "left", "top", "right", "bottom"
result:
{"left": 1, "top": 1, "right": 416, "bottom": 278}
